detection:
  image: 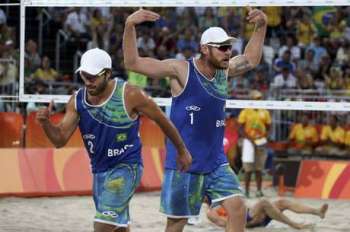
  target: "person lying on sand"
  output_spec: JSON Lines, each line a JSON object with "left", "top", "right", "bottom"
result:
{"left": 207, "top": 198, "right": 328, "bottom": 230}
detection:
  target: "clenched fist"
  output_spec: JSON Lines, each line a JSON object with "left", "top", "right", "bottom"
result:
{"left": 246, "top": 7, "right": 268, "bottom": 28}
{"left": 177, "top": 147, "right": 192, "bottom": 172}
{"left": 125, "top": 9, "right": 160, "bottom": 26}
{"left": 36, "top": 100, "right": 53, "bottom": 126}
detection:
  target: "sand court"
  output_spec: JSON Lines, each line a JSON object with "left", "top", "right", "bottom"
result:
{"left": 0, "top": 188, "right": 348, "bottom": 232}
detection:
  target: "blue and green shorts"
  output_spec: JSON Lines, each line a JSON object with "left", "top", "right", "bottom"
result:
{"left": 92, "top": 163, "right": 143, "bottom": 227}
{"left": 160, "top": 164, "right": 243, "bottom": 218}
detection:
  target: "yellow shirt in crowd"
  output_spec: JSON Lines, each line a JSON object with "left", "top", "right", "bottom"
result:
{"left": 32, "top": 68, "right": 58, "bottom": 81}
{"left": 320, "top": 125, "right": 345, "bottom": 144}
{"left": 344, "top": 130, "right": 350, "bottom": 146}
{"left": 238, "top": 109, "right": 271, "bottom": 140}
{"left": 262, "top": 7, "right": 282, "bottom": 27}
{"left": 289, "top": 123, "right": 319, "bottom": 144}
{"left": 242, "top": 8, "right": 255, "bottom": 40}
{"left": 297, "top": 21, "right": 317, "bottom": 45}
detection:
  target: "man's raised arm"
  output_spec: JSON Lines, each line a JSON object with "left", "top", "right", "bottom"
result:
{"left": 123, "top": 9, "right": 180, "bottom": 79}
{"left": 229, "top": 7, "right": 267, "bottom": 77}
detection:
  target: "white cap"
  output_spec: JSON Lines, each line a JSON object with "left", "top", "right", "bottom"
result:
{"left": 75, "top": 48, "right": 112, "bottom": 75}
{"left": 200, "top": 27, "right": 236, "bottom": 45}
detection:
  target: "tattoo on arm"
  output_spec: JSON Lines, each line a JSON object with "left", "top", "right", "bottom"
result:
{"left": 255, "top": 21, "right": 266, "bottom": 32}
{"left": 229, "top": 56, "right": 252, "bottom": 76}
{"left": 235, "top": 59, "right": 250, "bottom": 72}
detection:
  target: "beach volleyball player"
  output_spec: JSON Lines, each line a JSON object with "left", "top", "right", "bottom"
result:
{"left": 123, "top": 7, "right": 267, "bottom": 232}
{"left": 36, "top": 48, "right": 192, "bottom": 232}
{"left": 207, "top": 198, "right": 328, "bottom": 230}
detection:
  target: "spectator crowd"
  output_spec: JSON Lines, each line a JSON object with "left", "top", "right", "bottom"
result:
{"left": 1, "top": 6, "right": 350, "bottom": 97}
{"left": 0, "top": 6, "right": 350, "bottom": 157}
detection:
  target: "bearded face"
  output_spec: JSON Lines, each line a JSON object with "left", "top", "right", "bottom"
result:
{"left": 202, "top": 44, "right": 232, "bottom": 69}
{"left": 80, "top": 70, "right": 111, "bottom": 96}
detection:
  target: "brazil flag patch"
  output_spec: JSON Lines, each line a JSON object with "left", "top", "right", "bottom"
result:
{"left": 116, "top": 133, "right": 127, "bottom": 142}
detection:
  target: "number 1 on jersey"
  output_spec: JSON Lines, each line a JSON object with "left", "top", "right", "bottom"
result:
{"left": 189, "top": 112, "right": 194, "bottom": 125}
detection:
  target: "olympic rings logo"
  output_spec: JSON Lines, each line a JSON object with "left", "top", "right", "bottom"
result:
{"left": 102, "top": 211, "right": 118, "bottom": 218}
{"left": 185, "top": 105, "right": 201, "bottom": 111}
{"left": 83, "top": 134, "right": 95, "bottom": 140}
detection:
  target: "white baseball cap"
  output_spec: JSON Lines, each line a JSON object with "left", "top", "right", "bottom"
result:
{"left": 200, "top": 27, "right": 236, "bottom": 45}
{"left": 75, "top": 48, "right": 112, "bottom": 75}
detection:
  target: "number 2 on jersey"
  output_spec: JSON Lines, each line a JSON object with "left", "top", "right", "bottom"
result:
{"left": 87, "top": 140, "right": 94, "bottom": 154}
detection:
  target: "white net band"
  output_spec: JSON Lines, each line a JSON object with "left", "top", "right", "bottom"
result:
{"left": 23, "top": 0, "right": 350, "bottom": 7}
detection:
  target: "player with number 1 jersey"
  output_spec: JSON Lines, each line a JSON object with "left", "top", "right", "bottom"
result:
{"left": 165, "top": 59, "right": 228, "bottom": 173}
{"left": 123, "top": 8, "right": 267, "bottom": 231}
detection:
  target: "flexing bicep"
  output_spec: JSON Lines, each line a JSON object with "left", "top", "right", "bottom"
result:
{"left": 228, "top": 55, "right": 253, "bottom": 77}
{"left": 57, "top": 95, "right": 80, "bottom": 143}
{"left": 127, "top": 57, "right": 183, "bottom": 80}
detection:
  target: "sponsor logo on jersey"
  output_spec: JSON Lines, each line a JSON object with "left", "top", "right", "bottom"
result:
{"left": 185, "top": 105, "right": 201, "bottom": 111}
{"left": 83, "top": 134, "right": 95, "bottom": 140}
{"left": 102, "top": 211, "right": 118, "bottom": 218}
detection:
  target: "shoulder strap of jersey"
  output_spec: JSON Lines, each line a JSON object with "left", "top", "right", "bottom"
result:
{"left": 75, "top": 88, "right": 84, "bottom": 113}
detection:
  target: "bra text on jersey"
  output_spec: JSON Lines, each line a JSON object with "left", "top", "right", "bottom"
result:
{"left": 107, "top": 144, "right": 134, "bottom": 157}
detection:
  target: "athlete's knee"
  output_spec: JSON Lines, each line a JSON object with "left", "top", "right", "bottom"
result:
{"left": 258, "top": 198, "right": 272, "bottom": 208}
{"left": 114, "top": 227, "right": 129, "bottom": 232}
{"left": 94, "top": 221, "right": 121, "bottom": 232}
{"left": 223, "top": 196, "right": 246, "bottom": 217}
{"left": 274, "top": 198, "right": 290, "bottom": 210}
{"left": 165, "top": 217, "right": 187, "bottom": 232}
{"left": 167, "top": 217, "right": 188, "bottom": 224}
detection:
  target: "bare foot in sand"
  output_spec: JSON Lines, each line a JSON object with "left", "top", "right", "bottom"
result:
{"left": 319, "top": 203, "right": 328, "bottom": 219}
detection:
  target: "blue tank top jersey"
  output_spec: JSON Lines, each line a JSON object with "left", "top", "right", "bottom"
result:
{"left": 165, "top": 58, "right": 228, "bottom": 173}
{"left": 76, "top": 79, "right": 142, "bottom": 173}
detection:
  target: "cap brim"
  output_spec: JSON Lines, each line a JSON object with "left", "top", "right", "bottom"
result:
{"left": 203, "top": 37, "right": 237, "bottom": 45}
{"left": 75, "top": 66, "right": 101, "bottom": 75}
{"left": 217, "top": 37, "right": 237, "bottom": 44}
{"left": 75, "top": 67, "right": 81, "bottom": 74}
